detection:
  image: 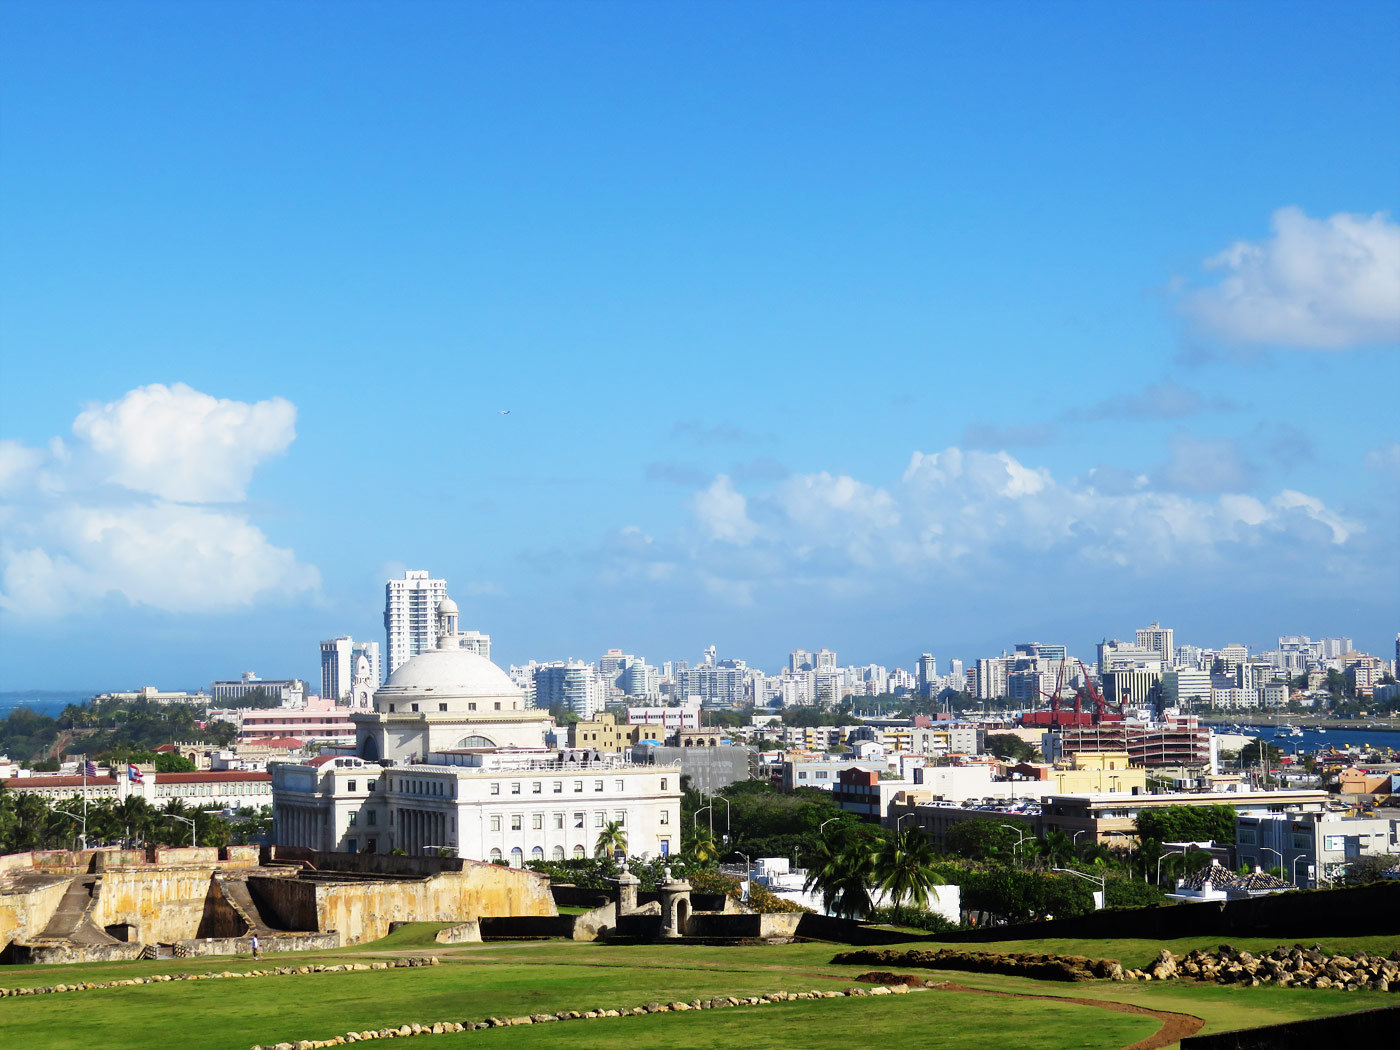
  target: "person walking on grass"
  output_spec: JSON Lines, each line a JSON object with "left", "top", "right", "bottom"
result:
{"left": 251, "top": 933, "right": 260, "bottom": 961}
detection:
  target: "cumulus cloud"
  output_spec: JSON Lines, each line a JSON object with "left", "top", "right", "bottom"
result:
{"left": 1178, "top": 207, "right": 1400, "bottom": 349}
{"left": 692, "top": 475, "right": 758, "bottom": 544}
{"left": 73, "top": 382, "right": 297, "bottom": 502}
{"left": 631, "top": 446, "right": 1363, "bottom": 602}
{"left": 0, "top": 384, "right": 319, "bottom": 617}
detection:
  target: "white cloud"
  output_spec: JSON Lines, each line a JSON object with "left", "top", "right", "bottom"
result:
{"left": 1179, "top": 207, "right": 1400, "bottom": 349}
{"left": 692, "top": 475, "right": 758, "bottom": 545}
{"left": 72, "top": 382, "right": 297, "bottom": 502}
{"left": 1152, "top": 435, "right": 1254, "bottom": 493}
{"left": 1, "top": 384, "right": 319, "bottom": 618}
{"left": 660, "top": 446, "right": 1362, "bottom": 600}
{"left": 1364, "top": 441, "right": 1400, "bottom": 478}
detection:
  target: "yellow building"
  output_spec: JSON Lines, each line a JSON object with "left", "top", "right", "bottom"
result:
{"left": 1043, "top": 751, "right": 1148, "bottom": 795}
{"left": 566, "top": 711, "right": 664, "bottom": 752}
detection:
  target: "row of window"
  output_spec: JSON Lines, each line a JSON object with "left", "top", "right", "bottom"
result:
{"left": 486, "top": 809, "right": 666, "bottom": 832}
{"left": 387, "top": 701, "right": 510, "bottom": 713}
{"left": 488, "top": 841, "right": 672, "bottom": 864}
{"left": 489, "top": 777, "right": 667, "bottom": 795}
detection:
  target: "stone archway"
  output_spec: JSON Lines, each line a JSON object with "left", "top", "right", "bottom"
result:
{"left": 675, "top": 898, "right": 690, "bottom": 935}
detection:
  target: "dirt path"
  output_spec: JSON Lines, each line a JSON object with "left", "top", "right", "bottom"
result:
{"left": 940, "top": 982, "right": 1203, "bottom": 1050}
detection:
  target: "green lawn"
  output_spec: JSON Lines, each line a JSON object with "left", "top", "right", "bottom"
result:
{"left": 3, "top": 934, "right": 1397, "bottom": 1050}
{"left": 436, "top": 994, "right": 1160, "bottom": 1050}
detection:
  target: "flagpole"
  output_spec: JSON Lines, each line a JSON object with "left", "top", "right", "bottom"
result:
{"left": 81, "top": 753, "right": 88, "bottom": 850}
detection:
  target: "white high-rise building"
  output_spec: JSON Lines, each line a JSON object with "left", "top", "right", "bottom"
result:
{"left": 384, "top": 570, "right": 449, "bottom": 676}
{"left": 1135, "top": 622, "right": 1175, "bottom": 664}
{"left": 320, "top": 636, "right": 354, "bottom": 702}
{"left": 352, "top": 640, "right": 382, "bottom": 688}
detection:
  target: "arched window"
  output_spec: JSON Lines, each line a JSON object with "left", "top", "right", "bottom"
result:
{"left": 531, "top": 846, "right": 544, "bottom": 861}
{"left": 552, "top": 846, "right": 565, "bottom": 861}
{"left": 572, "top": 844, "right": 585, "bottom": 859}
{"left": 489, "top": 848, "right": 502, "bottom": 862}
{"left": 510, "top": 847, "right": 524, "bottom": 868}
{"left": 458, "top": 735, "right": 496, "bottom": 749}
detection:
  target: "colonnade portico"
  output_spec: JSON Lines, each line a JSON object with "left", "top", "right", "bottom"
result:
{"left": 276, "top": 803, "right": 331, "bottom": 851}
{"left": 395, "top": 807, "right": 454, "bottom": 855}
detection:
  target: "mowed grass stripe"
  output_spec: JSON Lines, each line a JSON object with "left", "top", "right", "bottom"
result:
{"left": 425, "top": 994, "right": 1162, "bottom": 1050}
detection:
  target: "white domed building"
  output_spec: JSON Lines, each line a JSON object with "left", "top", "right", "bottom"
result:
{"left": 353, "top": 600, "right": 552, "bottom": 763}
{"left": 273, "top": 601, "right": 681, "bottom": 863}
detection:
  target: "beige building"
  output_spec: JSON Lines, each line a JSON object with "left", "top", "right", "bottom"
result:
{"left": 566, "top": 712, "right": 664, "bottom": 752}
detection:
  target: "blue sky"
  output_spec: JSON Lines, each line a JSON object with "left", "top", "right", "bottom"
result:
{"left": 2, "top": 1, "right": 1397, "bottom": 691}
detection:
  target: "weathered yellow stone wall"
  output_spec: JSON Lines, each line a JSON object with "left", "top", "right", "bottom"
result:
{"left": 89, "top": 867, "right": 217, "bottom": 943}
{"left": 317, "top": 865, "right": 556, "bottom": 945}
{"left": 0, "top": 877, "right": 71, "bottom": 952}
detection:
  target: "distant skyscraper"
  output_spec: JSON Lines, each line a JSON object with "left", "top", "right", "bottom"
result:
{"left": 1135, "top": 622, "right": 1175, "bottom": 664}
{"left": 918, "top": 654, "right": 936, "bottom": 696}
{"left": 789, "top": 649, "right": 812, "bottom": 673}
{"left": 320, "top": 636, "right": 353, "bottom": 701}
{"left": 384, "top": 570, "right": 449, "bottom": 676}
{"left": 814, "top": 648, "right": 837, "bottom": 672}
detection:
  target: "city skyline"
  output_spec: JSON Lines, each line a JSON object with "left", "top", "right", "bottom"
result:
{"left": 2, "top": 4, "right": 1398, "bottom": 690}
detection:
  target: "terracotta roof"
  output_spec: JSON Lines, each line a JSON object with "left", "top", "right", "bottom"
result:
{"left": 1235, "top": 869, "right": 1290, "bottom": 890}
{"left": 307, "top": 755, "right": 339, "bottom": 767}
{"left": 6, "top": 775, "right": 120, "bottom": 789}
{"left": 151, "top": 771, "right": 272, "bottom": 783}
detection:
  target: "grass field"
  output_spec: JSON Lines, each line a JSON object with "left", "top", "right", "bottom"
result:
{"left": 2, "top": 933, "right": 1396, "bottom": 1050}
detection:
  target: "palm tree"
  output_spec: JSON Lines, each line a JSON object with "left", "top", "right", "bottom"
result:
{"left": 873, "top": 826, "right": 940, "bottom": 912}
{"left": 684, "top": 826, "right": 719, "bottom": 865}
{"left": 594, "top": 820, "right": 627, "bottom": 859}
{"left": 803, "top": 832, "right": 875, "bottom": 920}
{"left": 1038, "top": 829, "right": 1074, "bottom": 870}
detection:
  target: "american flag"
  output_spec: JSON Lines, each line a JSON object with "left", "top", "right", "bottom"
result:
{"left": 128, "top": 764, "right": 144, "bottom": 783}
{"left": 84, "top": 759, "right": 98, "bottom": 778}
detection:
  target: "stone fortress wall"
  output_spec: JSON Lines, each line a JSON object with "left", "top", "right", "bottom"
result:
{"left": 0, "top": 845, "right": 555, "bottom": 964}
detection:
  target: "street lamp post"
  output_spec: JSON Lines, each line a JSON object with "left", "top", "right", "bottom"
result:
{"left": 819, "top": 817, "right": 838, "bottom": 837}
{"left": 1156, "top": 849, "right": 1184, "bottom": 888}
{"left": 999, "top": 824, "right": 1026, "bottom": 865}
{"left": 167, "top": 814, "right": 197, "bottom": 849}
{"left": 712, "top": 795, "right": 731, "bottom": 843}
{"left": 1291, "top": 853, "right": 1308, "bottom": 888}
{"left": 1071, "top": 830, "right": 1086, "bottom": 854}
{"left": 897, "top": 812, "right": 915, "bottom": 833}
{"left": 693, "top": 803, "right": 712, "bottom": 833}
{"left": 1259, "top": 846, "right": 1282, "bottom": 874}
{"left": 1051, "top": 867, "right": 1106, "bottom": 909}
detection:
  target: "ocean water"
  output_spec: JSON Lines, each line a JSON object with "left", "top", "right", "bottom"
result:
{"left": 0, "top": 692, "right": 92, "bottom": 719}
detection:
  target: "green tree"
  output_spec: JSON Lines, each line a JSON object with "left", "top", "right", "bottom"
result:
{"left": 594, "top": 820, "right": 627, "bottom": 859}
{"left": 873, "top": 826, "right": 940, "bottom": 910}
{"left": 1135, "top": 804, "right": 1237, "bottom": 847}
{"left": 945, "top": 818, "right": 1030, "bottom": 863}
{"left": 154, "top": 751, "right": 197, "bottom": 773}
{"left": 802, "top": 830, "right": 875, "bottom": 919}
{"left": 983, "top": 734, "right": 1038, "bottom": 762}
{"left": 1238, "top": 741, "right": 1282, "bottom": 768}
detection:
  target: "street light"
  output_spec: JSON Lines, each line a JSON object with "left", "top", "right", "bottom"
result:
{"left": 167, "top": 814, "right": 197, "bottom": 849}
{"left": 999, "top": 824, "right": 1026, "bottom": 865}
{"left": 1156, "top": 848, "right": 1184, "bottom": 887}
{"left": 897, "top": 813, "right": 916, "bottom": 833}
{"left": 819, "top": 817, "right": 838, "bottom": 836}
{"left": 1051, "top": 867, "right": 1106, "bottom": 909}
{"left": 693, "top": 803, "right": 712, "bottom": 833}
{"left": 1291, "top": 853, "right": 1308, "bottom": 888}
{"left": 1071, "top": 830, "right": 1087, "bottom": 853}
{"left": 1259, "top": 846, "right": 1282, "bottom": 874}
{"left": 712, "top": 795, "right": 731, "bottom": 843}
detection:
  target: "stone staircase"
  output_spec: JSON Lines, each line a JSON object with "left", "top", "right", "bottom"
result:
{"left": 34, "top": 876, "right": 118, "bottom": 946}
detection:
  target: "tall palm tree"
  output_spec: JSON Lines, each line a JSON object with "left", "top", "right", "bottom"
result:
{"left": 803, "top": 832, "right": 875, "bottom": 920}
{"left": 594, "top": 820, "right": 627, "bottom": 859}
{"left": 873, "top": 826, "right": 940, "bottom": 911}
